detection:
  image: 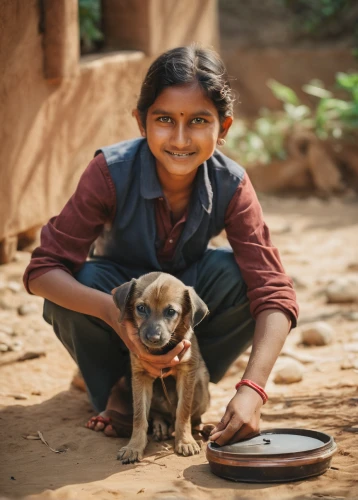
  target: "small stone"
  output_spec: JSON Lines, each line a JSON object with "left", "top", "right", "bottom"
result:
{"left": 18, "top": 302, "right": 39, "bottom": 316}
{"left": 341, "top": 359, "right": 354, "bottom": 370}
{"left": 7, "top": 281, "right": 22, "bottom": 293}
{"left": 345, "top": 312, "right": 358, "bottom": 321}
{"left": 326, "top": 277, "right": 358, "bottom": 304}
{"left": 0, "top": 332, "right": 10, "bottom": 344}
{"left": 290, "top": 275, "right": 307, "bottom": 290}
{"left": 10, "top": 393, "right": 28, "bottom": 400}
{"left": 273, "top": 359, "right": 304, "bottom": 384}
{"left": 300, "top": 322, "right": 334, "bottom": 346}
{"left": 31, "top": 390, "right": 42, "bottom": 396}
{"left": 343, "top": 343, "right": 358, "bottom": 353}
{"left": 0, "top": 343, "right": 9, "bottom": 352}
{"left": 9, "top": 340, "right": 23, "bottom": 352}
{"left": 0, "top": 324, "right": 14, "bottom": 335}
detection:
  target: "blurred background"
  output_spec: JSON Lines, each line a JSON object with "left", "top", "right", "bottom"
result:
{"left": 1, "top": 0, "right": 357, "bottom": 263}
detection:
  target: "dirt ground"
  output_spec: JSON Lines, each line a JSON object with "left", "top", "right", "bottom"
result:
{"left": 0, "top": 194, "right": 357, "bottom": 500}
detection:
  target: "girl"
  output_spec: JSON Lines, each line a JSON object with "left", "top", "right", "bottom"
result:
{"left": 24, "top": 46, "right": 298, "bottom": 446}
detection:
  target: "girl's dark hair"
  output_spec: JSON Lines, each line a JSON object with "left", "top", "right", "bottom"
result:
{"left": 137, "top": 45, "right": 234, "bottom": 127}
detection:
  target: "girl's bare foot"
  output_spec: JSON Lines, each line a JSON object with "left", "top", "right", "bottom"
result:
{"left": 86, "top": 376, "right": 133, "bottom": 437}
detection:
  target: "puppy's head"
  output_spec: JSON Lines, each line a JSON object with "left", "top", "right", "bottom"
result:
{"left": 112, "top": 272, "right": 208, "bottom": 353}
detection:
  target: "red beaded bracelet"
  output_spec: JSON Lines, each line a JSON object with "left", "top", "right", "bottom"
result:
{"left": 235, "top": 379, "right": 268, "bottom": 404}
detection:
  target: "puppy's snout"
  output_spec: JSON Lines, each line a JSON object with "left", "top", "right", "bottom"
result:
{"left": 145, "top": 325, "right": 162, "bottom": 344}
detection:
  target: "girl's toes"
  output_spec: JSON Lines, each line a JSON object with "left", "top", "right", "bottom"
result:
{"left": 94, "top": 421, "right": 105, "bottom": 431}
{"left": 104, "top": 424, "right": 118, "bottom": 437}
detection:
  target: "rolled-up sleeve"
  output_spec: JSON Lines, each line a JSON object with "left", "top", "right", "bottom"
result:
{"left": 225, "top": 172, "right": 299, "bottom": 327}
{"left": 23, "top": 154, "right": 116, "bottom": 294}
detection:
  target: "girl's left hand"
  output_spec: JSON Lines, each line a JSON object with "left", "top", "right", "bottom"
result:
{"left": 209, "top": 385, "right": 263, "bottom": 446}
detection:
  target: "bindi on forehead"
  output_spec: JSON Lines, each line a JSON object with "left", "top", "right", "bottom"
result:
{"left": 180, "top": 112, "right": 184, "bottom": 116}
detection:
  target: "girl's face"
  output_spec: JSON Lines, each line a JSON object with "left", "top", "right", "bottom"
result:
{"left": 135, "top": 83, "right": 232, "bottom": 181}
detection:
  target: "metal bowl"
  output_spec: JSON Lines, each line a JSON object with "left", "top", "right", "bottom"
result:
{"left": 206, "top": 428, "right": 337, "bottom": 483}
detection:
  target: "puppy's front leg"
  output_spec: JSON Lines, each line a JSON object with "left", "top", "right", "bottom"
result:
{"left": 175, "top": 369, "right": 201, "bottom": 456}
{"left": 118, "top": 366, "right": 153, "bottom": 464}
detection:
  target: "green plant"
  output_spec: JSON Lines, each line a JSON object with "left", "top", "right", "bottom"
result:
{"left": 226, "top": 72, "right": 358, "bottom": 166}
{"left": 79, "top": 0, "right": 104, "bottom": 52}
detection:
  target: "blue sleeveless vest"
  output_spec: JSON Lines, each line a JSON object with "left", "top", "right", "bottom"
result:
{"left": 92, "top": 138, "right": 245, "bottom": 286}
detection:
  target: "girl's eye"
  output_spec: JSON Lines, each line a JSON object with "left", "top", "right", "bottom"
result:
{"left": 158, "top": 116, "right": 173, "bottom": 123}
{"left": 136, "top": 304, "right": 147, "bottom": 314}
{"left": 166, "top": 308, "right": 176, "bottom": 317}
{"left": 191, "top": 117, "right": 206, "bottom": 124}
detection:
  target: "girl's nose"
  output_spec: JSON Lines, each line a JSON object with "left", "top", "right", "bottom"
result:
{"left": 170, "top": 123, "right": 190, "bottom": 149}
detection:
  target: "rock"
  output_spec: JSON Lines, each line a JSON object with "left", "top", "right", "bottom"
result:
{"left": 0, "top": 332, "right": 10, "bottom": 344}
{"left": 290, "top": 275, "right": 307, "bottom": 289}
{"left": 273, "top": 359, "right": 304, "bottom": 384}
{"left": 7, "top": 281, "right": 22, "bottom": 293}
{"left": 343, "top": 343, "right": 358, "bottom": 353}
{"left": 18, "top": 302, "right": 39, "bottom": 316}
{"left": 340, "top": 359, "right": 358, "bottom": 370}
{"left": 0, "top": 324, "right": 14, "bottom": 335}
{"left": 9, "top": 340, "right": 23, "bottom": 352}
{"left": 300, "top": 322, "right": 334, "bottom": 346}
{"left": 345, "top": 312, "right": 358, "bottom": 321}
{"left": 0, "top": 343, "right": 9, "bottom": 352}
{"left": 9, "top": 393, "right": 28, "bottom": 400}
{"left": 326, "top": 277, "right": 358, "bottom": 303}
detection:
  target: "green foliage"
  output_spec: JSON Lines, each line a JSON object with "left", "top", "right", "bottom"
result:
{"left": 281, "top": 0, "right": 358, "bottom": 54}
{"left": 227, "top": 72, "right": 358, "bottom": 166}
{"left": 79, "top": 0, "right": 104, "bottom": 52}
{"left": 283, "top": 0, "right": 350, "bottom": 33}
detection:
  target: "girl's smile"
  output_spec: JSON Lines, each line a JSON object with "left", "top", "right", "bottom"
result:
{"left": 135, "top": 83, "right": 231, "bottom": 184}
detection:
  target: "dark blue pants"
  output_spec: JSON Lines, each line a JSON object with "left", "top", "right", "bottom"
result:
{"left": 43, "top": 249, "right": 255, "bottom": 412}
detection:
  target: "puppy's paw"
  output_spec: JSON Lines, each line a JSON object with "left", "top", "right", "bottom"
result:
{"left": 175, "top": 437, "right": 201, "bottom": 456}
{"left": 152, "top": 418, "right": 170, "bottom": 442}
{"left": 117, "top": 446, "right": 143, "bottom": 464}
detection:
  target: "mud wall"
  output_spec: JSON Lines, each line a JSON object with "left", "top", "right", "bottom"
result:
{"left": 0, "top": 0, "right": 218, "bottom": 260}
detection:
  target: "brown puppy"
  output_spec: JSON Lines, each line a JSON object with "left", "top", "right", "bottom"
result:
{"left": 112, "top": 272, "right": 210, "bottom": 464}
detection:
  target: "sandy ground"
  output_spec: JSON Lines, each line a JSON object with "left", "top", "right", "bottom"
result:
{"left": 0, "top": 194, "right": 357, "bottom": 500}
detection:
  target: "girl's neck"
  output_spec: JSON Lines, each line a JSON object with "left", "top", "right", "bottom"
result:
{"left": 156, "top": 164, "right": 198, "bottom": 196}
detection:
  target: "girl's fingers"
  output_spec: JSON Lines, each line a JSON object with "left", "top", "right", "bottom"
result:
{"left": 214, "top": 419, "right": 244, "bottom": 446}
{"left": 210, "top": 408, "right": 232, "bottom": 436}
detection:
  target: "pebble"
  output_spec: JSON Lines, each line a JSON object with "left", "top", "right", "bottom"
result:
{"left": 326, "top": 277, "right": 358, "bottom": 303}
{"left": 300, "top": 321, "right": 334, "bottom": 346}
{"left": 0, "top": 343, "right": 9, "bottom": 352}
{"left": 18, "top": 302, "right": 39, "bottom": 316}
{"left": 290, "top": 275, "right": 307, "bottom": 290}
{"left": 9, "top": 340, "right": 23, "bottom": 352}
{"left": 0, "top": 324, "right": 14, "bottom": 335}
{"left": 0, "top": 332, "right": 10, "bottom": 344}
{"left": 343, "top": 343, "right": 358, "bottom": 353}
{"left": 273, "top": 359, "right": 304, "bottom": 384}
{"left": 345, "top": 312, "right": 358, "bottom": 321}
{"left": 7, "top": 281, "right": 22, "bottom": 293}
{"left": 341, "top": 359, "right": 358, "bottom": 370}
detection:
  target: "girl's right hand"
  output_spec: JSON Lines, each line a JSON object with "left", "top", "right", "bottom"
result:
{"left": 120, "top": 319, "right": 191, "bottom": 378}
{"left": 106, "top": 300, "right": 191, "bottom": 378}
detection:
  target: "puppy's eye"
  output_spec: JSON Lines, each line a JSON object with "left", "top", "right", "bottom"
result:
{"left": 136, "top": 304, "right": 147, "bottom": 315}
{"left": 166, "top": 308, "right": 176, "bottom": 318}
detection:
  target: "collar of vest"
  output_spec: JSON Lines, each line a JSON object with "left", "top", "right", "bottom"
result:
{"left": 139, "top": 141, "right": 213, "bottom": 214}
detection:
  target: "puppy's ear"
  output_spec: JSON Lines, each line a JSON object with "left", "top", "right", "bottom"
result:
{"left": 112, "top": 279, "right": 137, "bottom": 320}
{"left": 185, "top": 288, "right": 209, "bottom": 328}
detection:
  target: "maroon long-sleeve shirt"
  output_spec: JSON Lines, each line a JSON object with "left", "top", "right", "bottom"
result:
{"left": 23, "top": 153, "right": 298, "bottom": 326}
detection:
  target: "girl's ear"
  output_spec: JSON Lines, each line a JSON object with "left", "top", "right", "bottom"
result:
{"left": 219, "top": 116, "right": 233, "bottom": 139}
{"left": 132, "top": 109, "right": 146, "bottom": 137}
